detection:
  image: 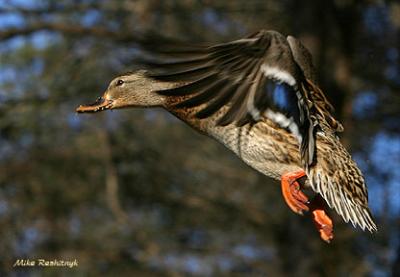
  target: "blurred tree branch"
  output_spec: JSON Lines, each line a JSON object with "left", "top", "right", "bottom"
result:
{"left": 0, "top": 22, "right": 138, "bottom": 42}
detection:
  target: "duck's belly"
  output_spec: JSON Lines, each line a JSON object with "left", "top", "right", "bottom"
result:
{"left": 174, "top": 109, "right": 303, "bottom": 180}
{"left": 206, "top": 122, "right": 302, "bottom": 180}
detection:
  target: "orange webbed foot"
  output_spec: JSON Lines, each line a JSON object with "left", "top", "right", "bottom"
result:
{"left": 310, "top": 195, "right": 334, "bottom": 243}
{"left": 281, "top": 170, "right": 334, "bottom": 243}
{"left": 281, "top": 170, "right": 309, "bottom": 215}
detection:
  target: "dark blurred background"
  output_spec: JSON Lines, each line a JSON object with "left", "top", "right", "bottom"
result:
{"left": 0, "top": 0, "right": 399, "bottom": 276}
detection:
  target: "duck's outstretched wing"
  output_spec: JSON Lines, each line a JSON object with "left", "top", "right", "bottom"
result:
{"left": 144, "top": 30, "right": 317, "bottom": 167}
{"left": 307, "top": 129, "right": 377, "bottom": 232}
{"left": 287, "top": 36, "right": 376, "bottom": 232}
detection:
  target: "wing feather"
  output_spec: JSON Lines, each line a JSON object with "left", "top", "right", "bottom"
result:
{"left": 145, "top": 30, "right": 311, "bottom": 158}
{"left": 174, "top": 79, "right": 229, "bottom": 108}
{"left": 149, "top": 65, "right": 214, "bottom": 82}
{"left": 196, "top": 84, "right": 238, "bottom": 119}
{"left": 157, "top": 74, "right": 218, "bottom": 96}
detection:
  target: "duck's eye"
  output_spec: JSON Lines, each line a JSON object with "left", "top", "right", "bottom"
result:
{"left": 116, "top": 79, "right": 124, "bottom": 86}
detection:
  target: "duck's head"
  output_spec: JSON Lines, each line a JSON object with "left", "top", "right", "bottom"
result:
{"left": 76, "top": 70, "right": 167, "bottom": 113}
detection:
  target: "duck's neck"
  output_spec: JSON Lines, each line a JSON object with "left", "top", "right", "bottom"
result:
{"left": 140, "top": 81, "right": 172, "bottom": 107}
{"left": 161, "top": 96, "right": 209, "bottom": 133}
{"left": 146, "top": 80, "right": 203, "bottom": 127}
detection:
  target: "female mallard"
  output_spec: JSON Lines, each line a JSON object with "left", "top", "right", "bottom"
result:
{"left": 77, "top": 30, "right": 377, "bottom": 242}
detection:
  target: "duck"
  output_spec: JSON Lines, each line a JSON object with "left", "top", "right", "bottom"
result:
{"left": 76, "top": 30, "right": 377, "bottom": 242}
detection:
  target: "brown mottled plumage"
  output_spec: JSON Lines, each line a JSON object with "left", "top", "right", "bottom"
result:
{"left": 76, "top": 30, "right": 377, "bottom": 234}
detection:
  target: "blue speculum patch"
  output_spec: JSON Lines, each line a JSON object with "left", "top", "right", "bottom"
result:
{"left": 265, "top": 82, "right": 296, "bottom": 112}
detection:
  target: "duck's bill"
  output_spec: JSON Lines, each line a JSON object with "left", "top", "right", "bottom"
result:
{"left": 76, "top": 96, "right": 113, "bottom": 113}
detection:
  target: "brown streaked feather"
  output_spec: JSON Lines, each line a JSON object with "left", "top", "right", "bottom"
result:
{"left": 304, "top": 79, "right": 344, "bottom": 133}
{"left": 307, "top": 127, "right": 377, "bottom": 232}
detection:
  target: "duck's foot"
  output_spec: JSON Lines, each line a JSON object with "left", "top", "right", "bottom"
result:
{"left": 281, "top": 170, "right": 309, "bottom": 215}
{"left": 281, "top": 170, "right": 334, "bottom": 242}
{"left": 310, "top": 195, "right": 334, "bottom": 243}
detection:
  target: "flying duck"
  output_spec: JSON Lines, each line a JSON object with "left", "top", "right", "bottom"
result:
{"left": 76, "top": 30, "right": 377, "bottom": 242}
